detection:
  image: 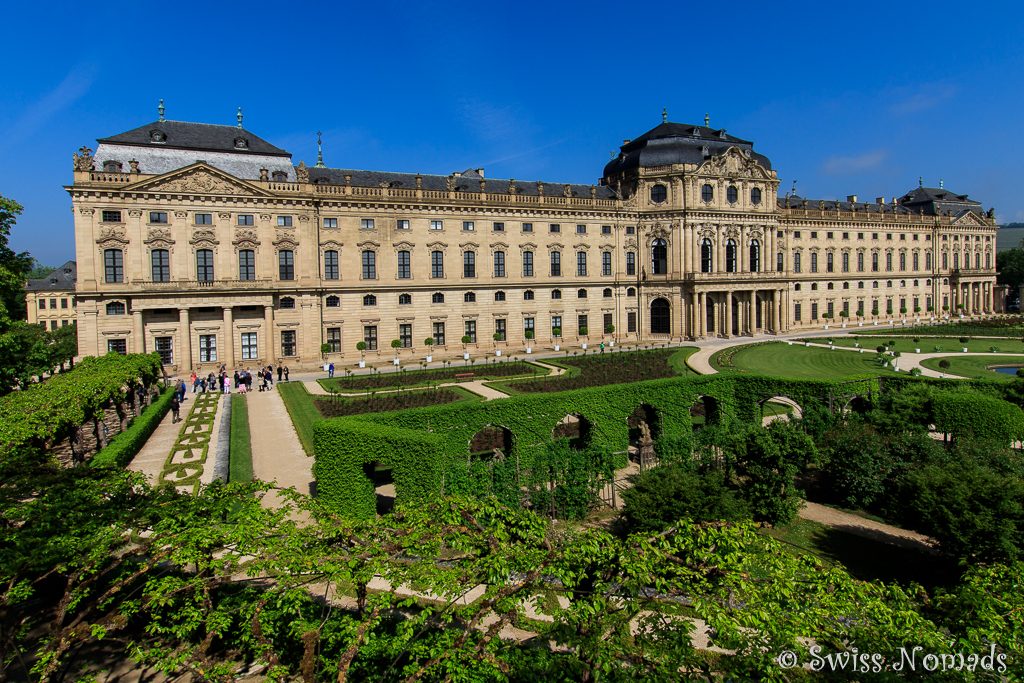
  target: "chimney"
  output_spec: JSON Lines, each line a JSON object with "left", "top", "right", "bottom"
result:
{"left": 846, "top": 194, "right": 858, "bottom": 203}
{"left": 476, "top": 168, "right": 484, "bottom": 177}
{"left": 875, "top": 197, "right": 885, "bottom": 204}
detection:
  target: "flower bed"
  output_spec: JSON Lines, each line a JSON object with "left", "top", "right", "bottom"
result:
{"left": 314, "top": 388, "right": 464, "bottom": 417}
{"left": 321, "top": 361, "right": 542, "bottom": 392}
{"left": 504, "top": 347, "right": 693, "bottom": 393}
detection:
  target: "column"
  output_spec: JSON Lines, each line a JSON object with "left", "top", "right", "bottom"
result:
{"left": 724, "top": 291, "right": 733, "bottom": 338}
{"left": 223, "top": 306, "right": 235, "bottom": 368}
{"left": 748, "top": 290, "right": 756, "bottom": 335}
{"left": 739, "top": 227, "right": 748, "bottom": 272}
{"left": 689, "top": 292, "right": 698, "bottom": 339}
{"left": 716, "top": 233, "right": 724, "bottom": 272}
{"left": 698, "top": 292, "right": 707, "bottom": 337}
{"left": 179, "top": 308, "right": 192, "bottom": 371}
{"left": 683, "top": 224, "right": 693, "bottom": 274}
{"left": 132, "top": 308, "right": 145, "bottom": 354}
{"left": 773, "top": 289, "right": 782, "bottom": 333}
{"left": 264, "top": 305, "right": 276, "bottom": 364}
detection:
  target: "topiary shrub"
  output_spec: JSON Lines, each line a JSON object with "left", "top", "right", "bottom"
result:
{"left": 939, "top": 359, "right": 951, "bottom": 369}
{"left": 619, "top": 464, "right": 750, "bottom": 534}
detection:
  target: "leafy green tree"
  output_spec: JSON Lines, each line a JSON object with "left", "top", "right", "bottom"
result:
{"left": 620, "top": 463, "right": 750, "bottom": 534}
{"left": 821, "top": 422, "right": 897, "bottom": 508}
{"left": 997, "top": 244, "right": 1024, "bottom": 293}
{"left": 0, "top": 196, "right": 33, "bottom": 322}
{"left": 0, "top": 321, "right": 50, "bottom": 392}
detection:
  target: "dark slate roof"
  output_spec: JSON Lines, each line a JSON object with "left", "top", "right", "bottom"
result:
{"left": 307, "top": 167, "right": 618, "bottom": 199}
{"left": 98, "top": 120, "right": 291, "bottom": 157}
{"left": 603, "top": 121, "right": 772, "bottom": 179}
{"left": 25, "top": 261, "right": 76, "bottom": 292}
{"left": 897, "top": 186, "right": 982, "bottom": 216}
{"left": 777, "top": 195, "right": 912, "bottom": 214}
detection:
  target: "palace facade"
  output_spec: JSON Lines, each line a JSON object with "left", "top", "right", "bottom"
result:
{"left": 67, "top": 114, "right": 999, "bottom": 371}
{"left": 25, "top": 261, "right": 77, "bottom": 330}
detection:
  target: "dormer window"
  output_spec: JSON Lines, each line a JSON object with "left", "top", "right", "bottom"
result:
{"left": 102, "top": 161, "right": 122, "bottom": 173}
{"left": 234, "top": 137, "right": 249, "bottom": 150}
{"left": 271, "top": 171, "right": 288, "bottom": 182}
{"left": 149, "top": 129, "right": 166, "bottom": 143}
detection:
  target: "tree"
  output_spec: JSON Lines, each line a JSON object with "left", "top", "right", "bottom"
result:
{"left": 620, "top": 463, "right": 750, "bottom": 534}
{"left": 0, "top": 196, "right": 33, "bottom": 322}
{"left": 0, "top": 321, "right": 50, "bottom": 392}
{"left": 47, "top": 321, "right": 78, "bottom": 371}
{"left": 997, "top": 245, "right": 1024, "bottom": 293}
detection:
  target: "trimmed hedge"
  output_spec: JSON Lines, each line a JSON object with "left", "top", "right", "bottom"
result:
{"left": 90, "top": 387, "right": 174, "bottom": 468}
{"left": 313, "top": 373, "right": 876, "bottom": 518}
{"left": 932, "top": 391, "right": 1024, "bottom": 443}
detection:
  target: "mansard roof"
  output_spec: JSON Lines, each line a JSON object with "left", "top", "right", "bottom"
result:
{"left": 307, "top": 167, "right": 618, "bottom": 199}
{"left": 98, "top": 120, "right": 291, "bottom": 157}
{"left": 25, "top": 261, "right": 76, "bottom": 292}
{"left": 778, "top": 195, "right": 913, "bottom": 214}
{"left": 897, "top": 186, "right": 983, "bottom": 216}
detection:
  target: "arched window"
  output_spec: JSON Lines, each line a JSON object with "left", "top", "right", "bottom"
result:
{"left": 106, "top": 301, "right": 126, "bottom": 315}
{"left": 726, "top": 186, "right": 738, "bottom": 204}
{"left": 700, "top": 239, "right": 713, "bottom": 273}
{"left": 326, "top": 295, "right": 340, "bottom": 307}
{"left": 196, "top": 249, "right": 214, "bottom": 282}
{"left": 494, "top": 291, "right": 506, "bottom": 302}
{"left": 650, "top": 298, "right": 670, "bottom": 334}
{"left": 551, "top": 289, "right": 562, "bottom": 300}
{"left": 432, "top": 292, "right": 445, "bottom": 304}
{"left": 524, "top": 290, "right": 535, "bottom": 300}
{"left": 464, "top": 291, "right": 476, "bottom": 303}
{"left": 239, "top": 249, "right": 255, "bottom": 280}
{"left": 104, "top": 248, "right": 124, "bottom": 283}
{"left": 281, "top": 296, "right": 296, "bottom": 309}
{"left": 650, "top": 184, "right": 667, "bottom": 203}
{"left": 625, "top": 251, "right": 636, "bottom": 276}
{"left": 899, "top": 252, "right": 906, "bottom": 271}
{"left": 701, "top": 184, "right": 714, "bottom": 202}
{"left": 976, "top": 252, "right": 982, "bottom": 269}
{"left": 725, "top": 239, "right": 737, "bottom": 272}
{"left": 399, "top": 293, "right": 412, "bottom": 305}
{"left": 151, "top": 249, "right": 170, "bottom": 282}
{"left": 651, "top": 238, "right": 667, "bottom": 275}
{"left": 748, "top": 239, "right": 760, "bottom": 273}
{"left": 793, "top": 252, "right": 802, "bottom": 273}
{"left": 603, "top": 288, "right": 613, "bottom": 298}
{"left": 626, "top": 287, "right": 636, "bottom": 297}
{"left": 361, "top": 294, "right": 376, "bottom": 307}
{"left": 577, "top": 288, "right": 587, "bottom": 299}
{"left": 750, "top": 187, "right": 762, "bottom": 205}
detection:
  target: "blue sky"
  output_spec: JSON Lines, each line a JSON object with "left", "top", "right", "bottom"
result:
{"left": 3, "top": 0, "right": 1024, "bottom": 265}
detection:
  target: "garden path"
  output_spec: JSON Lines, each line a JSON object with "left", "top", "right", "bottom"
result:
{"left": 798, "top": 339, "right": 1024, "bottom": 379}
{"left": 799, "top": 501, "right": 937, "bottom": 552}
{"left": 127, "top": 402, "right": 181, "bottom": 482}
{"left": 246, "top": 386, "right": 314, "bottom": 508}
{"left": 685, "top": 328, "right": 846, "bottom": 374}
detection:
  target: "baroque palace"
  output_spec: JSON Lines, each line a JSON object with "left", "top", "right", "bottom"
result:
{"left": 68, "top": 108, "right": 999, "bottom": 371}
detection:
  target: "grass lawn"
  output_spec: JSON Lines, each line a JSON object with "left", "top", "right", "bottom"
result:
{"left": 712, "top": 342, "right": 893, "bottom": 379}
{"left": 920, "top": 354, "right": 1024, "bottom": 381}
{"left": 492, "top": 346, "right": 698, "bottom": 394}
{"left": 852, "top": 316, "right": 1024, "bottom": 338}
{"left": 766, "top": 517, "right": 959, "bottom": 588}
{"left": 814, "top": 336, "right": 1024, "bottom": 354}
{"left": 278, "top": 382, "right": 322, "bottom": 456}
{"left": 320, "top": 360, "right": 545, "bottom": 393}
{"left": 229, "top": 395, "right": 253, "bottom": 482}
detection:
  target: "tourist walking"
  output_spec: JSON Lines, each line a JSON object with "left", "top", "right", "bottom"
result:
{"left": 170, "top": 394, "right": 181, "bottom": 423}
{"left": 277, "top": 365, "right": 283, "bottom": 383}
{"left": 222, "top": 374, "right": 230, "bottom": 394}
{"left": 328, "top": 362, "right": 334, "bottom": 378}
{"left": 284, "top": 366, "right": 290, "bottom": 381}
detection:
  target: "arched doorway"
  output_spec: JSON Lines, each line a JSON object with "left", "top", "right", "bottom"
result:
{"left": 650, "top": 298, "right": 671, "bottom": 335}
{"left": 689, "top": 395, "right": 719, "bottom": 430}
{"left": 553, "top": 414, "right": 591, "bottom": 450}
{"left": 469, "top": 425, "right": 514, "bottom": 461}
{"left": 363, "top": 462, "right": 395, "bottom": 515}
{"left": 758, "top": 396, "right": 803, "bottom": 426}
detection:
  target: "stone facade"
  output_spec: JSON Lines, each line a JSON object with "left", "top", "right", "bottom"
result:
{"left": 66, "top": 117, "right": 999, "bottom": 372}
{"left": 25, "top": 261, "right": 77, "bottom": 330}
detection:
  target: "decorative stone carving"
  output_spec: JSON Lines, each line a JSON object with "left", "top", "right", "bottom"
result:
{"left": 590, "top": 186, "right": 597, "bottom": 199}
{"left": 128, "top": 209, "right": 143, "bottom": 217}
{"left": 274, "top": 232, "right": 299, "bottom": 248}
{"left": 259, "top": 168, "right": 269, "bottom": 181}
{"left": 144, "top": 228, "right": 173, "bottom": 243}
{"left": 73, "top": 146, "right": 94, "bottom": 172}
{"left": 507, "top": 178, "right": 517, "bottom": 195}
{"left": 446, "top": 175, "right": 455, "bottom": 192}
{"left": 415, "top": 174, "right": 423, "bottom": 190}
{"left": 141, "top": 168, "right": 257, "bottom": 196}
{"left": 563, "top": 184, "right": 573, "bottom": 197}
{"left": 232, "top": 229, "right": 260, "bottom": 247}
{"left": 97, "top": 226, "right": 127, "bottom": 244}
{"left": 189, "top": 229, "right": 219, "bottom": 246}
{"left": 129, "top": 159, "right": 140, "bottom": 173}
{"left": 537, "top": 181, "right": 544, "bottom": 196}
{"left": 174, "top": 211, "right": 187, "bottom": 219}
{"left": 697, "top": 146, "right": 772, "bottom": 180}
{"left": 296, "top": 162, "right": 309, "bottom": 183}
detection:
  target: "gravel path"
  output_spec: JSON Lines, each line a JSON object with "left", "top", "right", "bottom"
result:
{"left": 246, "top": 387, "right": 313, "bottom": 508}
{"left": 799, "top": 501, "right": 937, "bottom": 552}
{"left": 127, "top": 404, "right": 181, "bottom": 482}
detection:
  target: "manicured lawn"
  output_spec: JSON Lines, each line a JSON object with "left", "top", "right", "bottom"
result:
{"left": 319, "top": 360, "right": 544, "bottom": 393}
{"left": 852, "top": 316, "right": 1024, "bottom": 338}
{"left": 919, "top": 354, "right": 1024, "bottom": 381}
{"left": 494, "top": 346, "right": 698, "bottom": 393}
{"left": 229, "top": 395, "right": 253, "bottom": 482}
{"left": 278, "top": 382, "right": 322, "bottom": 456}
{"left": 812, "top": 336, "right": 1024, "bottom": 354}
{"left": 712, "top": 342, "right": 893, "bottom": 379}
{"left": 766, "top": 517, "right": 959, "bottom": 588}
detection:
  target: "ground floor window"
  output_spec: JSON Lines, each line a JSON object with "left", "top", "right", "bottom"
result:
{"left": 432, "top": 322, "right": 445, "bottom": 346}
{"left": 399, "top": 323, "right": 412, "bottom": 348}
{"left": 826, "top": 301, "right": 834, "bottom": 317}
{"left": 627, "top": 311, "right": 636, "bottom": 332}
{"left": 241, "top": 332, "right": 258, "bottom": 359}
{"left": 107, "top": 338, "right": 127, "bottom": 355}
{"left": 524, "top": 317, "right": 535, "bottom": 336}
{"left": 494, "top": 318, "right": 506, "bottom": 340}
{"left": 603, "top": 312, "right": 613, "bottom": 333}
{"left": 326, "top": 328, "right": 341, "bottom": 353}
{"left": 464, "top": 320, "right": 477, "bottom": 343}
{"left": 199, "top": 335, "right": 217, "bottom": 362}
{"left": 363, "top": 325, "right": 378, "bottom": 350}
{"left": 281, "top": 330, "right": 296, "bottom": 357}
{"left": 810, "top": 303, "right": 818, "bottom": 321}
{"left": 552, "top": 315, "right": 562, "bottom": 336}
{"left": 155, "top": 336, "right": 173, "bottom": 364}
{"left": 794, "top": 303, "right": 802, "bottom": 321}
{"left": 577, "top": 314, "right": 588, "bottom": 336}
{"left": 886, "top": 299, "right": 894, "bottom": 315}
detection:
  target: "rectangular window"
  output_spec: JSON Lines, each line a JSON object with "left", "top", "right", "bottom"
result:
{"left": 886, "top": 299, "right": 893, "bottom": 314}
{"left": 552, "top": 315, "right": 562, "bottom": 336}
{"left": 278, "top": 250, "right": 295, "bottom": 280}
{"left": 462, "top": 220, "right": 475, "bottom": 232}
{"left": 239, "top": 250, "right": 255, "bottom": 280}
{"left": 149, "top": 211, "right": 168, "bottom": 224}
{"left": 576, "top": 224, "right": 587, "bottom": 234}
{"left": 241, "top": 332, "right": 259, "bottom": 359}
{"left": 857, "top": 252, "right": 864, "bottom": 272}
{"left": 195, "top": 213, "right": 213, "bottom": 225}
{"left": 490, "top": 222, "right": 504, "bottom": 233}
{"left": 810, "top": 303, "right": 818, "bottom": 320}
{"left": 777, "top": 252, "right": 784, "bottom": 272}
{"left": 278, "top": 215, "right": 294, "bottom": 227}
{"left": 430, "top": 220, "right": 444, "bottom": 231}
{"left": 602, "top": 225, "right": 612, "bottom": 235}
{"left": 362, "top": 251, "right": 376, "bottom": 279}
{"left": 826, "top": 252, "right": 834, "bottom": 273}
{"left": 628, "top": 311, "right": 637, "bottom": 332}
{"left": 50, "top": 298, "right": 57, "bottom": 309}
{"left": 794, "top": 303, "right": 802, "bottom": 321}
{"left": 872, "top": 253, "right": 879, "bottom": 272}
{"left": 399, "top": 323, "right": 412, "bottom": 348}
{"left": 61, "top": 298, "right": 68, "bottom": 309}
{"left": 396, "top": 250, "right": 411, "bottom": 279}
{"left": 524, "top": 317, "right": 535, "bottom": 335}
{"left": 842, "top": 252, "right": 849, "bottom": 273}
{"left": 464, "top": 320, "right": 477, "bottom": 343}
{"left": 794, "top": 231, "right": 802, "bottom": 238}
{"left": 549, "top": 223, "right": 560, "bottom": 234}
{"left": 431, "top": 251, "right": 444, "bottom": 278}
{"left": 38, "top": 299, "right": 45, "bottom": 310}
{"left": 196, "top": 249, "right": 215, "bottom": 282}
{"left": 577, "top": 314, "right": 588, "bottom": 335}
{"left": 810, "top": 231, "right": 818, "bottom": 239}
{"left": 602, "top": 251, "right": 612, "bottom": 276}
{"left": 323, "top": 217, "right": 338, "bottom": 228}
{"left": 325, "top": 328, "right": 340, "bottom": 353}
{"left": 626, "top": 226, "right": 636, "bottom": 235}
{"left": 886, "top": 253, "right": 893, "bottom": 272}
{"left": 495, "top": 318, "right": 506, "bottom": 340}
{"left": 363, "top": 325, "right": 378, "bottom": 350}
{"left": 432, "top": 322, "right": 445, "bottom": 346}
{"left": 827, "top": 301, "right": 834, "bottom": 317}
{"left": 396, "top": 219, "right": 410, "bottom": 230}
{"left": 494, "top": 251, "right": 506, "bottom": 277}
{"left": 810, "top": 253, "right": 818, "bottom": 273}
{"left": 826, "top": 232, "right": 833, "bottom": 239}
{"left": 842, "top": 232, "right": 849, "bottom": 240}
{"left": 522, "top": 251, "right": 534, "bottom": 277}
{"left": 360, "top": 218, "right": 374, "bottom": 230}
{"left": 153, "top": 337, "right": 173, "bottom": 364}
{"left": 104, "top": 249, "right": 124, "bottom": 283}
{"left": 237, "top": 214, "right": 254, "bottom": 226}
{"left": 107, "top": 339, "right": 127, "bottom": 355}
{"left": 199, "top": 334, "right": 217, "bottom": 362}
{"left": 463, "top": 251, "right": 476, "bottom": 278}
{"left": 522, "top": 222, "right": 533, "bottom": 233}
{"left": 101, "top": 210, "right": 121, "bottom": 223}
{"left": 281, "top": 330, "right": 296, "bottom": 356}
{"left": 793, "top": 253, "right": 802, "bottom": 273}
{"left": 325, "top": 250, "right": 340, "bottom": 280}
{"left": 626, "top": 252, "right": 636, "bottom": 276}
{"left": 577, "top": 251, "right": 587, "bottom": 276}
{"left": 550, "top": 251, "right": 561, "bottom": 276}
{"left": 603, "top": 312, "right": 613, "bottom": 333}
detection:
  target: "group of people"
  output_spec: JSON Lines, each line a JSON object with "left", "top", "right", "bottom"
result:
{"left": 169, "top": 365, "right": 292, "bottom": 423}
